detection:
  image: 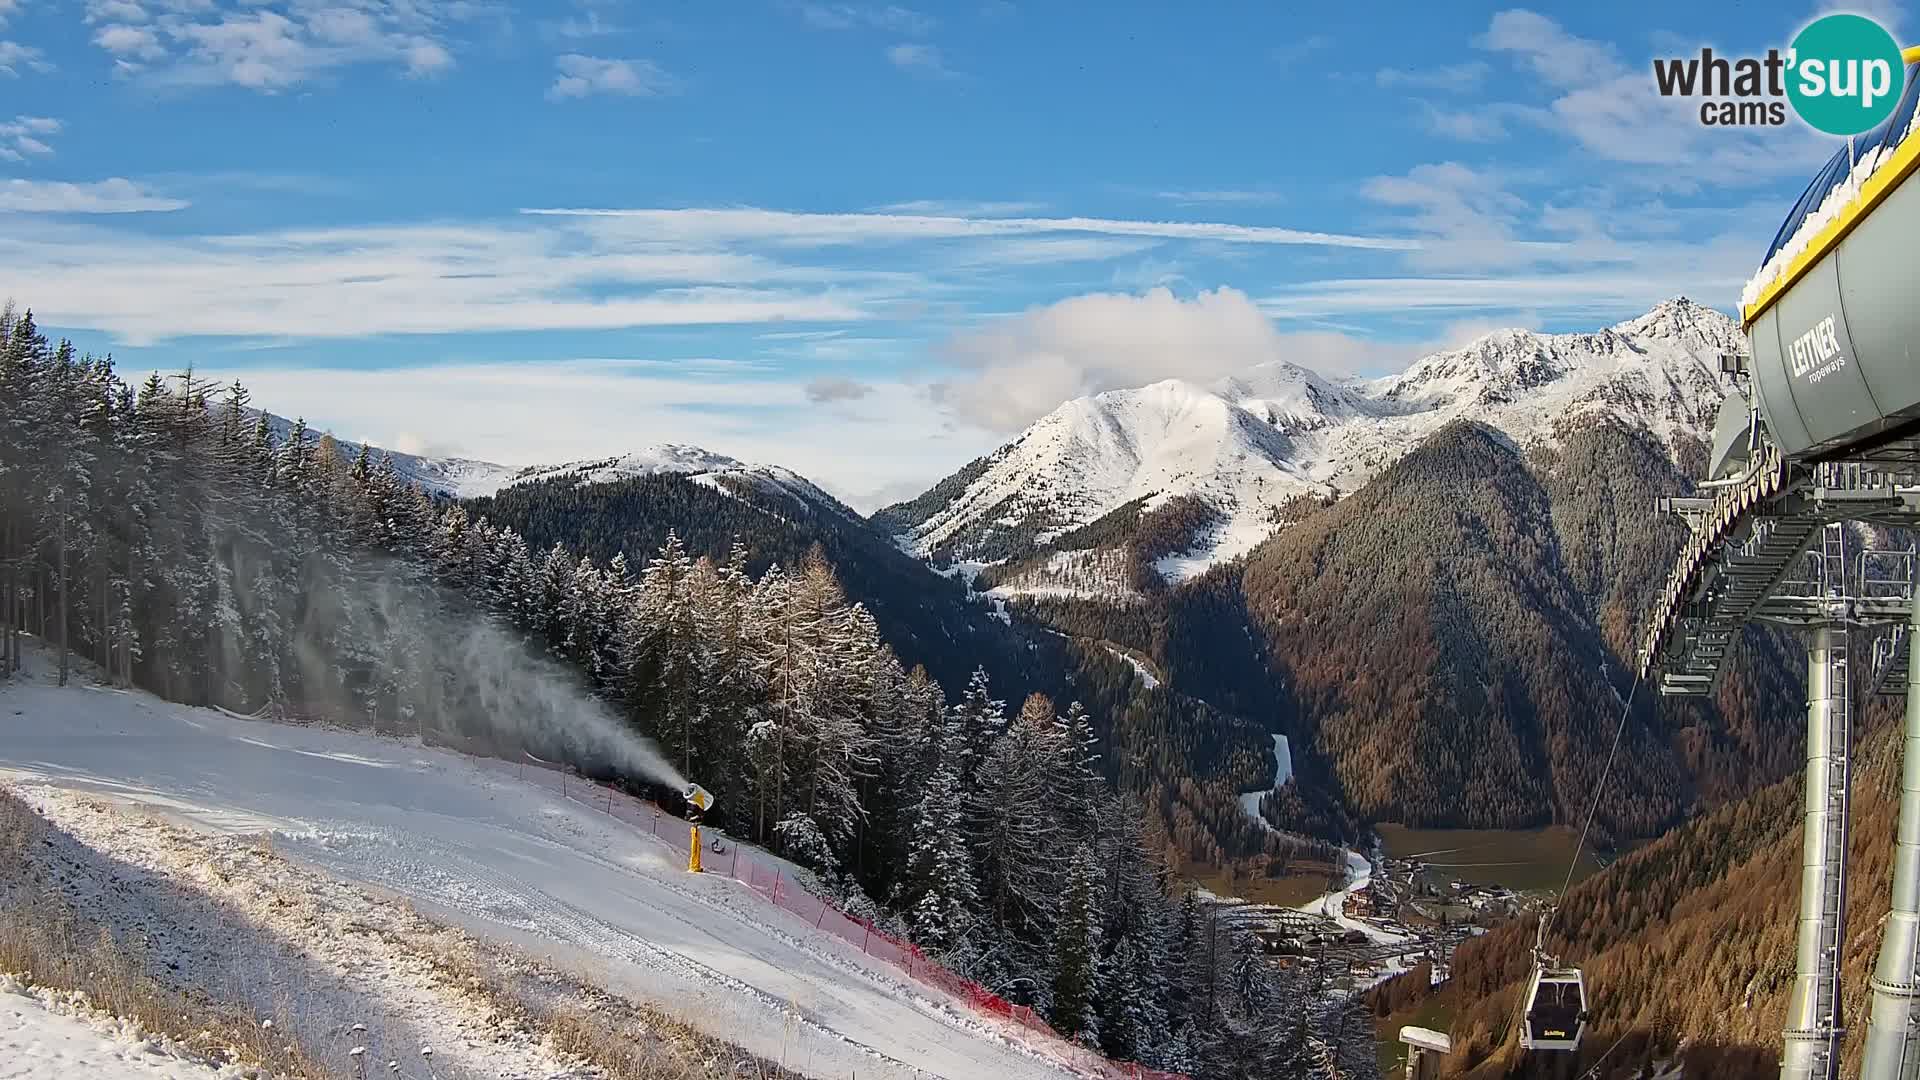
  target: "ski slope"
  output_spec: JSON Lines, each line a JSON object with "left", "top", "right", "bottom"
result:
{"left": 0, "top": 659, "right": 1078, "bottom": 1080}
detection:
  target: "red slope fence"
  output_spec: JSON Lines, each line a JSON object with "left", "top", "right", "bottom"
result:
{"left": 492, "top": 754, "right": 1190, "bottom": 1080}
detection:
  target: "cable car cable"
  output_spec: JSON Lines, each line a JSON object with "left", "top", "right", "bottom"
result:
{"left": 1548, "top": 668, "right": 1643, "bottom": 937}
{"left": 1515, "top": 666, "right": 1642, "bottom": 1055}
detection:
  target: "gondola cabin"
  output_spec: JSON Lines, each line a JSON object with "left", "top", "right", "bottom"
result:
{"left": 1520, "top": 967, "right": 1588, "bottom": 1052}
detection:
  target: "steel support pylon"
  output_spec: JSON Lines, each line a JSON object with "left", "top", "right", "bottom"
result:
{"left": 1863, "top": 596, "right": 1920, "bottom": 1079}
{"left": 1783, "top": 525, "right": 1854, "bottom": 1080}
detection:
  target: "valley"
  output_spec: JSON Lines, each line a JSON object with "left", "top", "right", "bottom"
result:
{"left": 1375, "top": 825, "right": 1607, "bottom": 894}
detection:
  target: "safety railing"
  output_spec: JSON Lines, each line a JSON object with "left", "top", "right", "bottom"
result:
{"left": 486, "top": 753, "right": 1190, "bottom": 1080}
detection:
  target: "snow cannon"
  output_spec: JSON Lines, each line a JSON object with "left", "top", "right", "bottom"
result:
{"left": 682, "top": 782, "right": 715, "bottom": 874}
{"left": 1741, "top": 47, "right": 1920, "bottom": 462}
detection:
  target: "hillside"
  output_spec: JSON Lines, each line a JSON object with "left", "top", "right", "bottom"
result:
{"left": 1442, "top": 694, "right": 1906, "bottom": 1078}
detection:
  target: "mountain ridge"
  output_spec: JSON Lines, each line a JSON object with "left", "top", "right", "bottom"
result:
{"left": 880, "top": 297, "right": 1740, "bottom": 593}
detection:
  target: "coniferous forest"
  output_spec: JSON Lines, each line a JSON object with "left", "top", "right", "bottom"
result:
{"left": 0, "top": 306, "right": 1376, "bottom": 1078}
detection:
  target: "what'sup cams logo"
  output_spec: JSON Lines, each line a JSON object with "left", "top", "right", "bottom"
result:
{"left": 1653, "top": 13, "right": 1907, "bottom": 135}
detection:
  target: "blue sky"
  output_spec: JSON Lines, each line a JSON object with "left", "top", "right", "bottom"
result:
{"left": 0, "top": 0, "right": 1898, "bottom": 507}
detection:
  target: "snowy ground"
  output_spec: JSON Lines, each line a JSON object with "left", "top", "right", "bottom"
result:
{"left": 2, "top": 974, "right": 233, "bottom": 1080}
{"left": 0, "top": 650, "right": 1079, "bottom": 1080}
{"left": 1236, "top": 734, "right": 1290, "bottom": 826}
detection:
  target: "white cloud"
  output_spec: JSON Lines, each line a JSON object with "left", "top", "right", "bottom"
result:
{"left": 521, "top": 206, "right": 1418, "bottom": 251}
{"left": 547, "top": 54, "right": 677, "bottom": 100}
{"left": 886, "top": 42, "right": 956, "bottom": 78}
{"left": 95, "top": 24, "right": 167, "bottom": 60}
{"left": 189, "top": 361, "right": 989, "bottom": 513}
{"left": 0, "top": 177, "right": 189, "bottom": 213}
{"left": 0, "top": 0, "right": 18, "bottom": 28}
{"left": 0, "top": 40, "right": 51, "bottom": 76}
{"left": 83, "top": 0, "right": 479, "bottom": 91}
{"left": 1475, "top": 9, "right": 1620, "bottom": 89}
{"left": 1376, "top": 61, "right": 1489, "bottom": 92}
{"left": 931, "top": 286, "right": 1423, "bottom": 432}
{"left": 1, "top": 115, "right": 61, "bottom": 161}
{"left": 405, "top": 41, "right": 452, "bottom": 76}
{"left": 84, "top": 1, "right": 150, "bottom": 24}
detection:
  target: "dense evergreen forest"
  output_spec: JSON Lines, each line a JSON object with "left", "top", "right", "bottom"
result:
{"left": 0, "top": 306, "right": 1368, "bottom": 1077}
{"left": 467, "top": 454, "right": 1341, "bottom": 872}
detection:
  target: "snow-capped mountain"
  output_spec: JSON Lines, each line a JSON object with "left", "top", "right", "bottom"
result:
{"left": 248, "top": 411, "right": 509, "bottom": 499}
{"left": 883, "top": 298, "right": 1740, "bottom": 589}
{"left": 457, "top": 443, "right": 860, "bottom": 520}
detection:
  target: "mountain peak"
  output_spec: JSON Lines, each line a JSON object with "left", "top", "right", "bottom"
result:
{"left": 890, "top": 303, "right": 1738, "bottom": 589}
{"left": 1609, "top": 296, "right": 1742, "bottom": 350}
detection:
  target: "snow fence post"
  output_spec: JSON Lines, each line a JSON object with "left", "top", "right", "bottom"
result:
{"left": 816, "top": 900, "right": 827, "bottom": 928}
{"left": 651, "top": 804, "right": 659, "bottom": 835}
{"left": 774, "top": 869, "right": 782, "bottom": 904}
{"left": 730, "top": 845, "right": 738, "bottom": 877}
{"left": 862, "top": 920, "right": 871, "bottom": 953}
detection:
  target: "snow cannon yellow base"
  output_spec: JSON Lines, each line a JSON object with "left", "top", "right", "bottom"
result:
{"left": 683, "top": 783, "right": 715, "bottom": 874}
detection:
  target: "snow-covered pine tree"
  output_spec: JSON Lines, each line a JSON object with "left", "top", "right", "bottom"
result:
{"left": 1051, "top": 848, "right": 1101, "bottom": 1041}
{"left": 897, "top": 705, "right": 978, "bottom": 953}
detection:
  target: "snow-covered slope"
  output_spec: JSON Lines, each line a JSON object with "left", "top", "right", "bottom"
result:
{"left": 2, "top": 975, "right": 233, "bottom": 1080}
{"left": 0, "top": 654, "right": 1078, "bottom": 1080}
{"left": 887, "top": 298, "right": 1738, "bottom": 587}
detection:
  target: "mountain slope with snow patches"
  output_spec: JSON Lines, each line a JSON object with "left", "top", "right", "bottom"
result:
{"left": 883, "top": 298, "right": 1739, "bottom": 587}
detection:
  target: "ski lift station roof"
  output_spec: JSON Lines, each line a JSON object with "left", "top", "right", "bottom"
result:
{"left": 1742, "top": 50, "right": 1920, "bottom": 461}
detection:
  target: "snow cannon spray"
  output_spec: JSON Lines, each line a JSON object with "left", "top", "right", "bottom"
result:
{"left": 683, "top": 782, "right": 715, "bottom": 873}
{"left": 450, "top": 618, "right": 689, "bottom": 792}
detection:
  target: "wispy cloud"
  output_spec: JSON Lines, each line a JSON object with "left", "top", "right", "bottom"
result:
{"left": 0, "top": 116, "right": 61, "bottom": 163}
{"left": 0, "top": 40, "right": 51, "bottom": 77}
{"left": 886, "top": 43, "right": 957, "bottom": 78}
{"left": 0, "top": 178, "right": 189, "bottom": 214}
{"left": 548, "top": 54, "right": 678, "bottom": 100}
{"left": 540, "top": 8, "right": 628, "bottom": 41}
{"left": 1155, "top": 189, "right": 1286, "bottom": 206}
{"left": 804, "top": 375, "right": 874, "bottom": 403}
{"left": 1469, "top": 8, "right": 1827, "bottom": 176}
{"left": 791, "top": 3, "right": 935, "bottom": 35}
{"left": 1375, "top": 61, "right": 1489, "bottom": 92}
{"left": 519, "top": 206, "right": 1419, "bottom": 250}
{"left": 870, "top": 198, "right": 1045, "bottom": 215}
{"left": 0, "top": 213, "right": 890, "bottom": 343}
